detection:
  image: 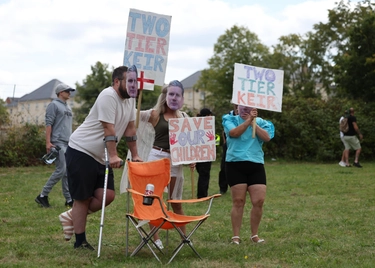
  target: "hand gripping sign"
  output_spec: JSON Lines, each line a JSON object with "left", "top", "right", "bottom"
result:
{"left": 232, "top": 63, "right": 284, "bottom": 137}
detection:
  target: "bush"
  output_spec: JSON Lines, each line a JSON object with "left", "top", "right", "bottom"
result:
{"left": 1, "top": 97, "right": 374, "bottom": 166}
{"left": 261, "top": 97, "right": 375, "bottom": 161}
{"left": 0, "top": 124, "right": 45, "bottom": 167}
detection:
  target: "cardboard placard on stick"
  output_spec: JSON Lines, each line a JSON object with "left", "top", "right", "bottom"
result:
{"left": 123, "top": 9, "right": 172, "bottom": 127}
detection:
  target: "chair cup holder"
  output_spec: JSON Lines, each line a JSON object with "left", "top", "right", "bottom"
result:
{"left": 143, "top": 196, "right": 154, "bottom": 206}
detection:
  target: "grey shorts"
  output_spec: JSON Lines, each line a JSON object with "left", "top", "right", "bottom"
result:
{"left": 343, "top": 136, "right": 361, "bottom": 150}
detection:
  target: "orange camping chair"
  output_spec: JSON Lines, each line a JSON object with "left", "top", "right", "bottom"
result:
{"left": 126, "top": 158, "right": 221, "bottom": 264}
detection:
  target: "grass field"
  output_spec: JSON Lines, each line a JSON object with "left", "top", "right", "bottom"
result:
{"left": 1, "top": 160, "right": 374, "bottom": 267}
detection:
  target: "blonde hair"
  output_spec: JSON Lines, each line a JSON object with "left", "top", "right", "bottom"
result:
{"left": 153, "top": 83, "right": 184, "bottom": 118}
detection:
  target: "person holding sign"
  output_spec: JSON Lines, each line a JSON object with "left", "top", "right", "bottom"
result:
{"left": 60, "top": 66, "right": 142, "bottom": 250}
{"left": 135, "top": 80, "right": 195, "bottom": 249}
{"left": 222, "top": 105, "right": 274, "bottom": 245}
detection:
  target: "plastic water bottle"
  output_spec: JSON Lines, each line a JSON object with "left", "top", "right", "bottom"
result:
{"left": 143, "top": 184, "right": 154, "bottom": 206}
{"left": 42, "top": 146, "right": 61, "bottom": 164}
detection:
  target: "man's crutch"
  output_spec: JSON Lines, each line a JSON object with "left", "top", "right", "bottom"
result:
{"left": 97, "top": 141, "right": 109, "bottom": 258}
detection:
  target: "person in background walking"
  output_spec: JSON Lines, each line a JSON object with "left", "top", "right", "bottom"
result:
{"left": 343, "top": 107, "right": 363, "bottom": 168}
{"left": 338, "top": 110, "right": 350, "bottom": 167}
{"left": 35, "top": 83, "right": 75, "bottom": 208}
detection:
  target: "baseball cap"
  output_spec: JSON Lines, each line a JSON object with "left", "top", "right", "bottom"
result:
{"left": 199, "top": 108, "right": 213, "bottom": 116}
{"left": 55, "top": 83, "right": 75, "bottom": 94}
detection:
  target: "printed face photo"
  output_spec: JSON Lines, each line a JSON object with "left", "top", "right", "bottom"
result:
{"left": 166, "top": 86, "right": 184, "bottom": 110}
{"left": 126, "top": 71, "right": 138, "bottom": 98}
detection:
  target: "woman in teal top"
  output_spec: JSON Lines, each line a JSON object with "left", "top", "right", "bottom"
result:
{"left": 222, "top": 105, "right": 274, "bottom": 245}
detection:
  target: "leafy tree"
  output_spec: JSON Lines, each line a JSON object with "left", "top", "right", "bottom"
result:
{"left": 0, "top": 99, "right": 10, "bottom": 127}
{"left": 311, "top": 0, "right": 375, "bottom": 99}
{"left": 196, "top": 25, "right": 271, "bottom": 117}
{"left": 140, "top": 85, "right": 162, "bottom": 110}
{"left": 271, "top": 33, "right": 323, "bottom": 98}
{"left": 73, "top": 62, "right": 112, "bottom": 124}
{"left": 334, "top": 3, "right": 375, "bottom": 101}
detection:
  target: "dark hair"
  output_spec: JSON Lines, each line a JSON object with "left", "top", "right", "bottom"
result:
{"left": 112, "top": 66, "right": 128, "bottom": 84}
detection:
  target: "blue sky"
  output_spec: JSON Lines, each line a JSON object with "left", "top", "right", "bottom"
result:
{"left": 0, "top": 0, "right": 362, "bottom": 99}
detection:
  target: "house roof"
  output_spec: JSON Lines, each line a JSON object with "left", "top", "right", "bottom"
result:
{"left": 180, "top": 70, "right": 202, "bottom": 89}
{"left": 18, "top": 79, "right": 76, "bottom": 102}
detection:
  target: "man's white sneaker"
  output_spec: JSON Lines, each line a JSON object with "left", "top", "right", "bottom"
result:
{"left": 339, "top": 161, "right": 346, "bottom": 167}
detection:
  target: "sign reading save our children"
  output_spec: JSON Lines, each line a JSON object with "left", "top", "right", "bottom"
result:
{"left": 169, "top": 117, "right": 216, "bottom": 165}
{"left": 232, "top": 63, "right": 284, "bottom": 112}
{"left": 123, "top": 9, "right": 171, "bottom": 90}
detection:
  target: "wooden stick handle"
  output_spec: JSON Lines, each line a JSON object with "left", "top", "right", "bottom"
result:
{"left": 252, "top": 118, "right": 256, "bottom": 138}
{"left": 135, "top": 90, "right": 143, "bottom": 129}
{"left": 190, "top": 167, "right": 194, "bottom": 199}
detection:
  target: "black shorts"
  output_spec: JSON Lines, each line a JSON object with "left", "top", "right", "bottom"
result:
{"left": 66, "top": 146, "right": 114, "bottom": 200}
{"left": 225, "top": 161, "right": 266, "bottom": 187}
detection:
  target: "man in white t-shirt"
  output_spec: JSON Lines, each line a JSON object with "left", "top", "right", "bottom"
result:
{"left": 59, "top": 65, "right": 142, "bottom": 250}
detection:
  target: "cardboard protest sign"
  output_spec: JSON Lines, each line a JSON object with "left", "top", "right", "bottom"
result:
{"left": 232, "top": 63, "right": 284, "bottom": 112}
{"left": 169, "top": 116, "right": 216, "bottom": 165}
{"left": 123, "top": 9, "right": 171, "bottom": 90}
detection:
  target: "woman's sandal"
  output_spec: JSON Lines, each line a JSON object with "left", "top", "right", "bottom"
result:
{"left": 231, "top": 236, "right": 240, "bottom": 245}
{"left": 250, "top": 235, "right": 265, "bottom": 243}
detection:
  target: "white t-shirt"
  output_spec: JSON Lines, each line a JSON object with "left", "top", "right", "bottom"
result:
{"left": 339, "top": 116, "right": 344, "bottom": 138}
{"left": 69, "top": 86, "right": 136, "bottom": 164}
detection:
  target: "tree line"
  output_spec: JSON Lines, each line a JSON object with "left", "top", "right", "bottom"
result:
{"left": 1, "top": 0, "right": 374, "bottom": 166}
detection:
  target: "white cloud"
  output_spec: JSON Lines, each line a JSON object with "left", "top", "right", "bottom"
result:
{"left": 0, "top": 0, "right": 357, "bottom": 98}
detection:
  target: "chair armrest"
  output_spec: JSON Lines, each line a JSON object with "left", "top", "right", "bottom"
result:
{"left": 167, "top": 194, "right": 221, "bottom": 204}
{"left": 168, "top": 194, "right": 221, "bottom": 215}
{"left": 127, "top": 188, "right": 144, "bottom": 196}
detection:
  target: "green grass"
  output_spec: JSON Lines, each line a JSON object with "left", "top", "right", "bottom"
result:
{"left": 1, "top": 160, "right": 375, "bottom": 267}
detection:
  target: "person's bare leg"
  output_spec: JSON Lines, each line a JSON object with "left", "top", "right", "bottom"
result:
{"left": 344, "top": 149, "right": 350, "bottom": 166}
{"left": 341, "top": 150, "right": 346, "bottom": 163}
{"left": 230, "top": 184, "right": 247, "bottom": 243}
{"left": 248, "top": 184, "right": 266, "bottom": 242}
{"left": 354, "top": 148, "right": 361, "bottom": 163}
{"left": 72, "top": 199, "right": 90, "bottom": 235}
{"left": 73, "top": 189, "right": 115, "bottom": 234}
{"left": 89, "top": 188, "right": 115, "bottom": 213}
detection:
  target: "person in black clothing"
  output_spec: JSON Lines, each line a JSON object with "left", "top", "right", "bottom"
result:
{"left": 343, "top": 107, "right": 363, "bottom": 167}
{"left": 196, "top": 108, "right": 214, "bottom": 198}
{"left": 218, "top": 105, "right": 238, "bottom": 194}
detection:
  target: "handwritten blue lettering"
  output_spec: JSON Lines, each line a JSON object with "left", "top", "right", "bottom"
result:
{"left": 155, "top": 18, "right": 170, "bottom": 37}
{"left": 141, "top": 14, "right": 157, "bottom": 35}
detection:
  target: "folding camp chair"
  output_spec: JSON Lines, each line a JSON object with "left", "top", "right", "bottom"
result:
{"left": 126, "top": 158, "right": 221, "bottom": 264}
